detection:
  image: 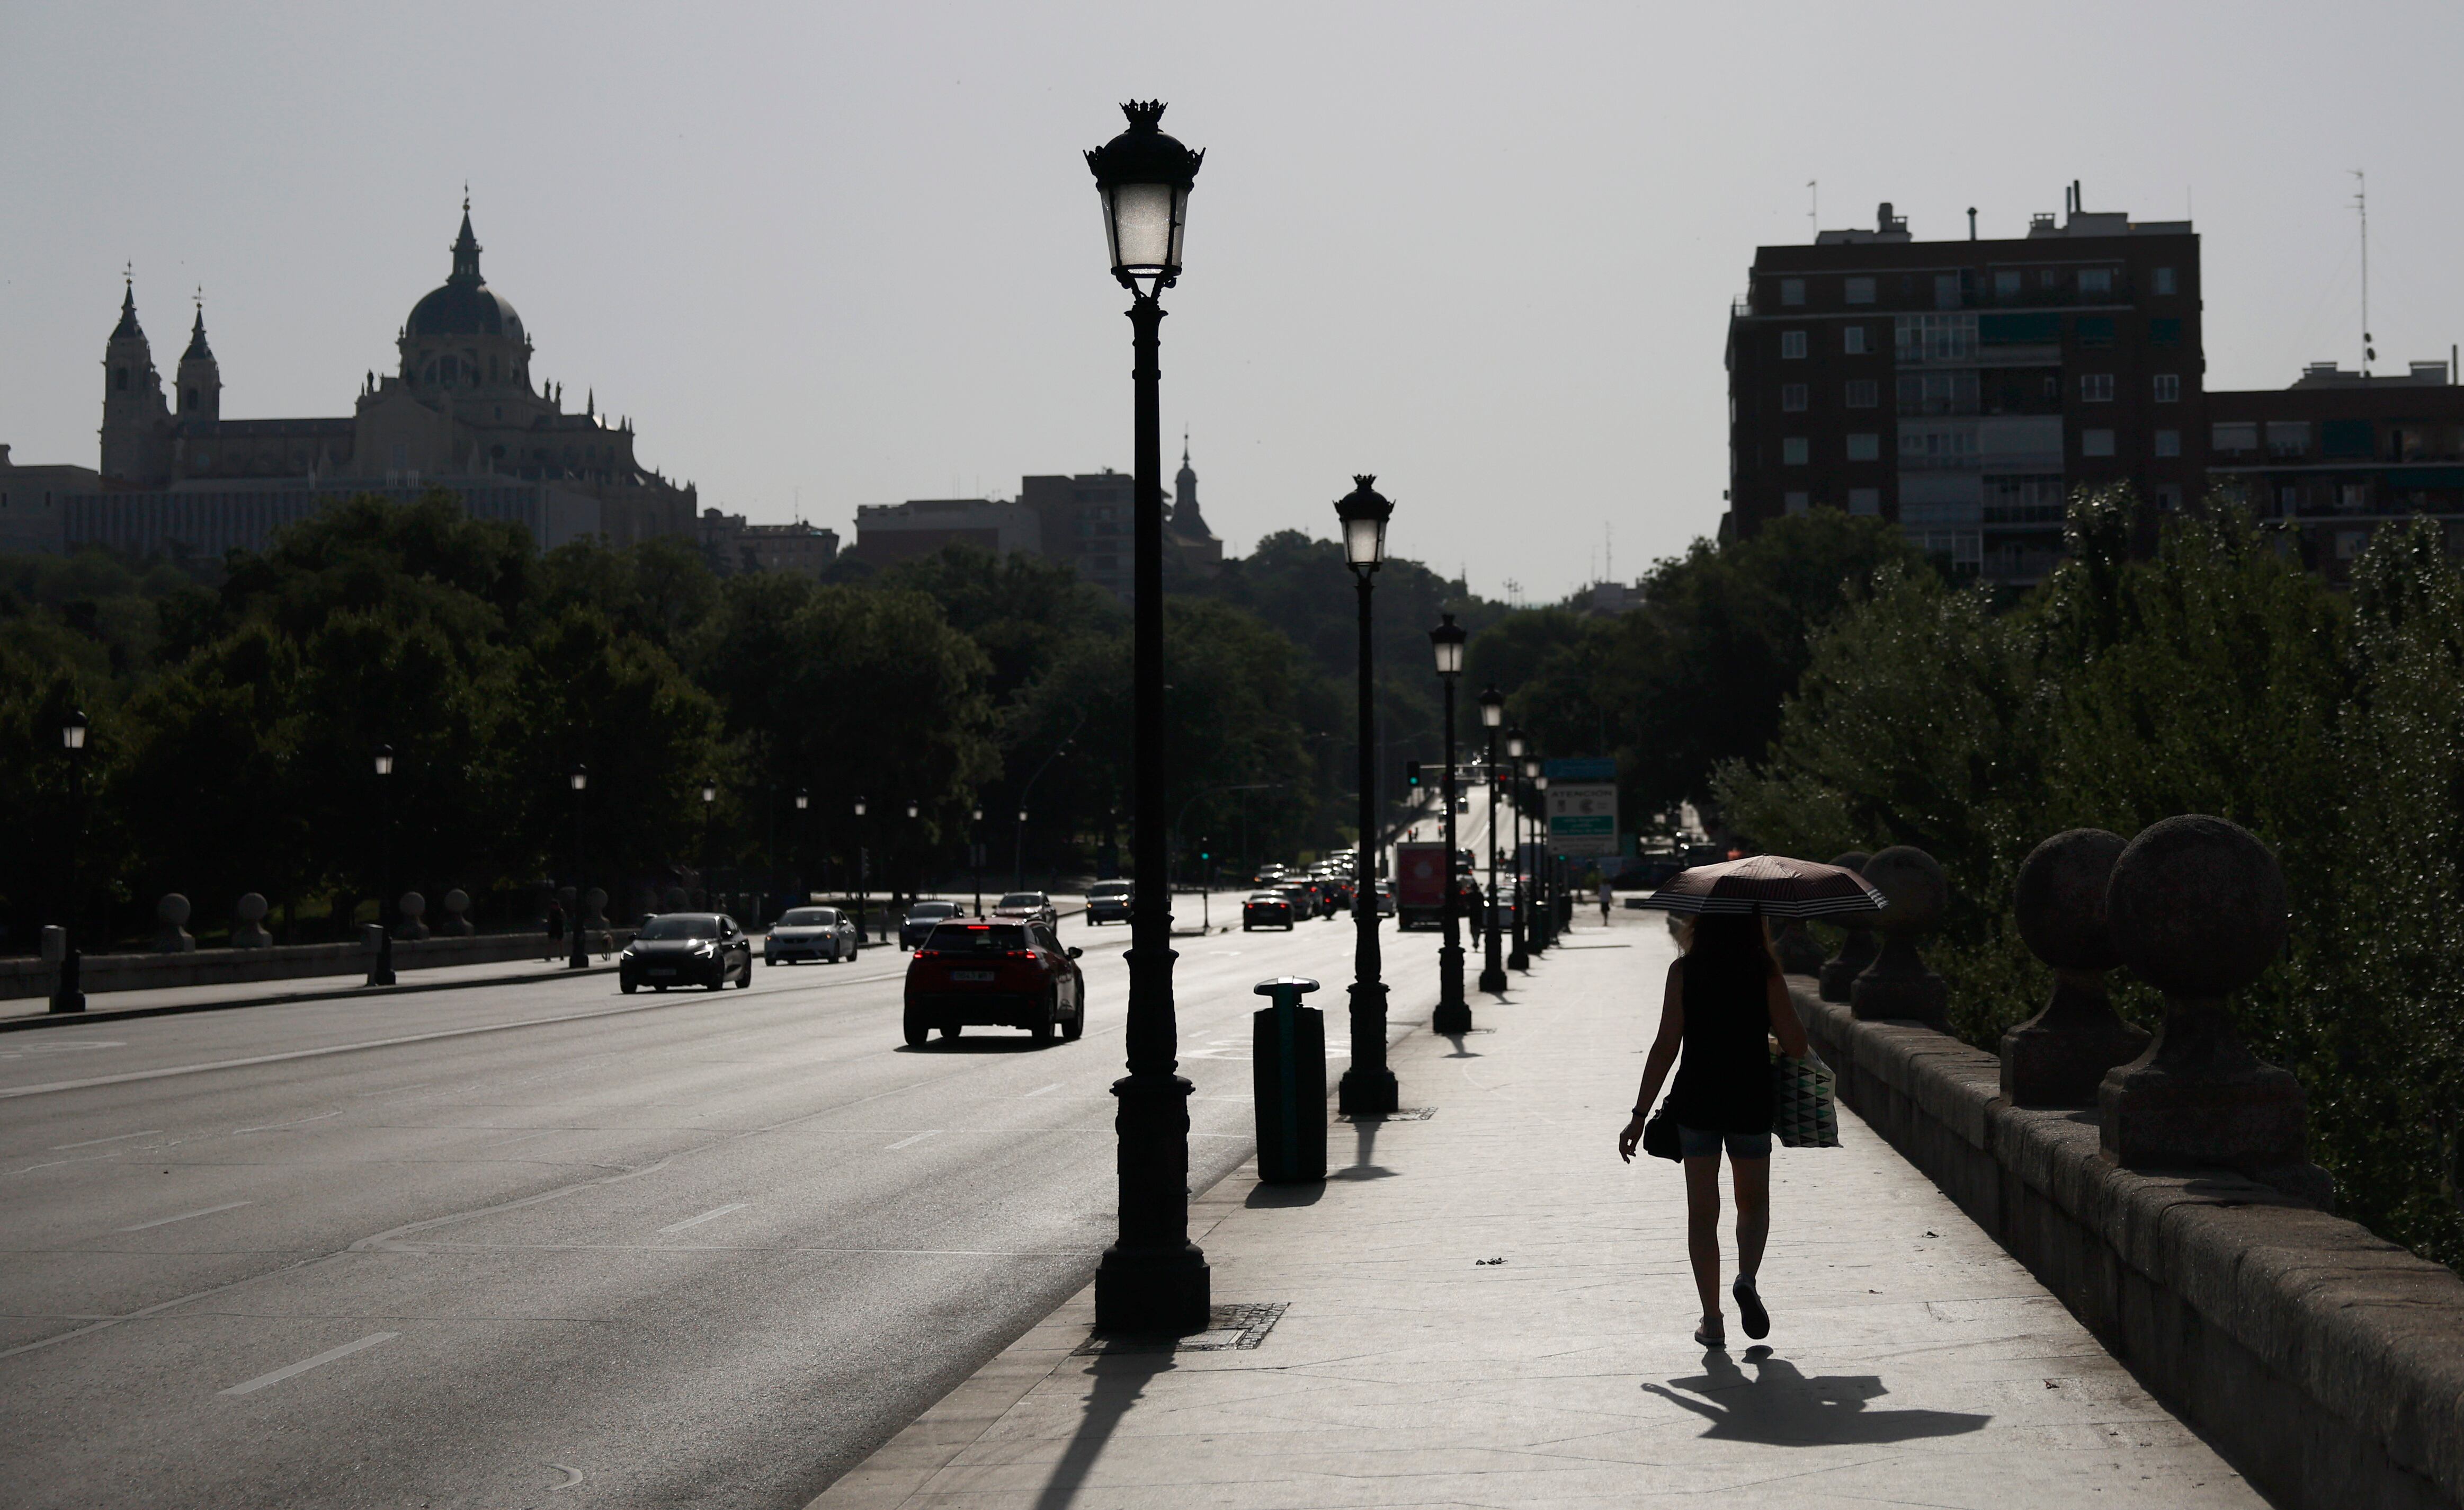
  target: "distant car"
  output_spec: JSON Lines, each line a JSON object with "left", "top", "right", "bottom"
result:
{"left": 1485, "top": 883, "right": 1522, "bottom": 930}
{"left": 1252, "top": 866, "right": 1288, "bottom": 887}
{"left": 900, "top": 900, "right": 962, "bottom": 950}
{"left": 1242, "top": 891, "right": 1295, "bottom": 931}
{"left": 1279, "top": 882, "right": 1320, "bottom": 918}
{"left": 904, "top": 920, "right": 1085, "bottom": 1045}
{"left": 991, "top": 891, "right": 1059, "bottom": 929}
{"left": 621, "top": 912, "right": 753, "bottom": 992}
{"left": 1373, "top": 881, "right": 1396, "bottom": 918}
{"left": 766, "top": 905, "right": 857, "bottom": 965}
{"left": 1086, "top": 880, "right": 1135, "bottom": 925}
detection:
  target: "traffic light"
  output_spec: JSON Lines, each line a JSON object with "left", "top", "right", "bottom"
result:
{"left": 1405, "top": 760, "right": 1422, "bottom": 788}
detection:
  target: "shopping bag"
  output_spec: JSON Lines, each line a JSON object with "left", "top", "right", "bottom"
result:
{"left": 1771, "top": 1052, "right": 1840, "bottom": 1148}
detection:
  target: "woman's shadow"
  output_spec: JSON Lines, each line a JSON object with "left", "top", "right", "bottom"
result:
{"left": 1643, "top": 1346, "right": 1990, "bottom": 1446}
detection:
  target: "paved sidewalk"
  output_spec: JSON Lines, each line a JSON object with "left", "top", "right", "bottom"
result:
{"left": 811, "top": 910, "right": 2261, "bottom": 1509}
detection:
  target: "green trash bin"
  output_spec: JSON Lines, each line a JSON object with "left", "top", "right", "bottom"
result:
{"left": 1253, "top": 975, "right": 1326, "bottom": 1183}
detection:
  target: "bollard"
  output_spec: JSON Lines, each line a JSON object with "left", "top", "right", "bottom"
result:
{"left": 1816, "top": 850, "right": 1878, "bottom": 1001}
{"left": 1252, "top": 976, "right": 1327, "bottom": 1183}
{"left": 2001, "top": 829, "right": 2149, "bottom": 1106}
{"left": 231, "top": 892, "right": 273, "bottom": 948}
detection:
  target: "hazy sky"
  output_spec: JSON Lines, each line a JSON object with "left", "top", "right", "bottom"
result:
{"left": 8, "top": 1, "right": 2464, "bottom": 601}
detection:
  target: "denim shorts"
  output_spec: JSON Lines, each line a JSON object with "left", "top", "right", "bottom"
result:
{"left": 1677, "top": 1124, "right": 1772, "bottom": 1160}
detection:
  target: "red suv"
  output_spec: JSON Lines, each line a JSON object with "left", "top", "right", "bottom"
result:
{"left": 904, "top": 920, "right": 1086, "bottom": 1046}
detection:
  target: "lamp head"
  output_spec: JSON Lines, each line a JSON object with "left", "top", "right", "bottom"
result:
{"left": 373, "top": 744, "right": 395, "bottom": 777}
{"left": 1429, "top": 612, "right": 1467, "bottom": 677}
{"left": 853, "top": 796, "right": 867, "bottom": 818}
{"left": 61, "top": 709, "right": 88, "bottom": 751}
{"left": 1332, "top": 474, "right": 1394, "bottom": 570}
{"left": 569, "top": 764, "right": 587, "bottom": 793}
{"left": 1504, "top": 726, "right": 1524, "bottom": 757}
{"left": 1085, "top": 101, "right": 1202, "bottom": 292}
{"left": 1479, "top": 687, "right": 1505, "bottom": 729}
{"left": 906, "top": 800, "right": 919, "bottom": 820}
{"left": 701, "top": 781, "right": 717, "bottom": 805}
{"left": 1523, "top": 757, "right": 1540, "bottom": 780}
{"left": 796, "top": 788, "right": 810, "bottom": 811}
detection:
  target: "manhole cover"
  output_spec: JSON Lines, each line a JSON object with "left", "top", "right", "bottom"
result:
{"left": 1076, "top": 1302, "right": 1286, "bottom": 1355}
{"left": 1336, "top": 1106, "right": 1434, "bottom": 1122}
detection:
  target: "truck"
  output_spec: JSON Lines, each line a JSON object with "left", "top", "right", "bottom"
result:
{"left": 1394, "top": 842, "right": 1451, "bottom": 930}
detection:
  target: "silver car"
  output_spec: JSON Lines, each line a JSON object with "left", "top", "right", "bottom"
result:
{"left": 765, "top": 905, "right": 859, "bottom": 965}
{"left": 992, "top": 891, "right": 1059, "bottom": 929}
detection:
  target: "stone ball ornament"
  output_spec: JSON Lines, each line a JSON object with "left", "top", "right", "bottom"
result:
{"left": 1862, "top": 846, "right": 1948, "bottom": 935}
{"left": 154, "top": 893, "right": 197, "bottom": 954}
{"left": 2096, "top": 814, "right": 2327, "bottom": 1206}
{"left": 2001, "top": 829, "right": 2147, "bottom": 1107}
{"left": 2106, "top": 814, "right": 2289, "bottom": 1000}
{"left": 1817, "top": 849, "right": 1879, "bottom": 1003}
{"left": 2014, "top": 828, "right": 2127, "bottom": 972}
{"left": 1849, "top": 846, "right": 1949, "bottom": 1028}
{"left": 231, "top": 891, "right": 273, "bottom": 949}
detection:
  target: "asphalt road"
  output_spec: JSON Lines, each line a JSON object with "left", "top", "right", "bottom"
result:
{"left": 0, "top": 895, "right": 1437, "bottom": 1509}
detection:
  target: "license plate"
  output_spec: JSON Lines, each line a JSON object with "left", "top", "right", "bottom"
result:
{"left": 951, "top": 970, "right": 995, "bottom": 982}
{"left": 649, "top": 967, "right": 676, "bottom": 976}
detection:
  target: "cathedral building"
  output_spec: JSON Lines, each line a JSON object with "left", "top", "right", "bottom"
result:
{"left": 15, "top": 204, "right": 698, "bottom": 558}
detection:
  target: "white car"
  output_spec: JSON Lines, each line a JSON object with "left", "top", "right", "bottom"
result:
{"left": 765, "top": 905, "right": 859, "bottom": 965}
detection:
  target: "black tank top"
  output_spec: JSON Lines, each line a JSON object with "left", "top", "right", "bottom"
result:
{"left": 1670, "top": 950, "right": 1773, "bottom": 1133}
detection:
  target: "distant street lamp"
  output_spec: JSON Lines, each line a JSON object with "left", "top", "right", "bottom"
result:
{"left": 51, "top": 710, "right": 90, "bottom": 1014}
{"left": 970, "top": 806, "right": 985, "bottom": 917}
{"left": 568, "top": 765, "right": 590, "bottom": 970}
{"left": 853, "top": 795, "right": 870, "bottom": 948}
{"left": 371, "top": 745, "right": 398, "bottom": 987}
{"left": 700, "top": 779, "right": 718, "bottom": 910}
{"left": 796, "top": 788, "right": 811, "bottom": 909}
{"left": 1085, "top": 97, "right": 1209, "bottom": 1335}
{"left": 1430, "top": 615, "right": 1471, "bottom": 1033}
{"left": 1505, "top": 729, "right": 1529, "bottom": 972}
{"left": 1477, "top": 692, "right": 1508, "bottom": 993}
{"left": 1531, "top": 770, "right": 1553, "bottom": 948}
{"left": 1334, "top": 475, "right": 1398, "bottom": 1116}
{"left": 904, "top": 798, "right": 919, "bottom": 914}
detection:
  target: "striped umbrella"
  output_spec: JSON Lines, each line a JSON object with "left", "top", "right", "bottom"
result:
{"left": 1632, "top": 854, "right": 1885, "bottom": 917}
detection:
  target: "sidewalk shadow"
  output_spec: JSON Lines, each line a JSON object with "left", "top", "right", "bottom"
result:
{"left": 1246, "top": 1180, "right": 1325, "bottom": 1207}
{"left": 1328, "top": 1116, "right": 1396, "bottom": 1181}
{"left": 1642, "top": 1346, "right": 1990, "bottom": 1446}
{"left": 1033, "top": 1351, "right": 1176, "bottom": 1510}
{"left": 1438, "top": 1032, "right": 1482, "bottom": 1059}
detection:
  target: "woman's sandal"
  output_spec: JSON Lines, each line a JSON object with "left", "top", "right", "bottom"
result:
{"left": 1733, "top": 1277, "right": 1770, "bottom": 1340}
{"left": 1692, "top": 1321, "right": 1726, "bottom": 1348}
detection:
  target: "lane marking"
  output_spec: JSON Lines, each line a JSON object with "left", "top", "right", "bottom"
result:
{"left": 657, "top": 1203, "right": 747, "bottom": 1234}
{"left": 218, "top": 1331, "right": 397, "bottom": 1396}
{"left": 6, "top": 1151, "right": 129, "bottom": 1178}
{"left": 1023, "top": 1083, "right": 1060, "bottom": 1098}
{"left": 884, "top": 1130, "right": 942, "bottom": 1150}
{"left": 51, "top": 1129, "right": 162, "bottom": 1150}
{"left": 119, "top": 1200, "right": 253, "bottom": 1232}
{"left": 234, "top": 1109, "right": 343, "bottom": 1134}
{"left": 484, "top": 1130, "right": 557, "bottom": 1150}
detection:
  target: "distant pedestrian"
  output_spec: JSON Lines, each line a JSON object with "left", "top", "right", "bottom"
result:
{"left": 544, "top": 899, "right": 566, "bottom": 961}
{"left": 1618, "top": 912, "right": 1809, "bottom": 1348}
{"left": 1597, "top": 877, "right": 1613, "bottom": 925}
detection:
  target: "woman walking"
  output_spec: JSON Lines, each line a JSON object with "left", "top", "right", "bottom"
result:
{"left": 1617, "top": 912, "right": 1809, "bottom": 1347}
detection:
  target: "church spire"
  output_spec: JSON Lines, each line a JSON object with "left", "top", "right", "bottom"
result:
{"left": 112, "top": 268, "right": 144, "bottom": 341}
{"left": 1171, "top": 431, "right": 1212, "bottom": 539}
{"left": 449, "top": 190, "right": 483, "bottom": 284}
{"left": 182, "top": 289, "right": 215, "bottom": 362}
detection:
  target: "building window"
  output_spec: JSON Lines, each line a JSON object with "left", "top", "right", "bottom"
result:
{"left": 2341, "top": 483, "right": 2370, "bottom": 512}
{"left": 2154, "top": 429, "right": 2182, "bottom": 457}
{"left": 1780, "top": 278, "right": 1806, "bottom": 307}
{"left": 2279, "top": 484, "right": 2302, "bottom": 516}
{"left": 2078, "top": 268, "right": 2114, "bottom": 295}
{"left": 2336, "top": 530, "right": 2369, "bottom": 559}
{"left": 1849, "top": 488, "right": 1881, "bottom": 516}
{"left": 1844, "top": 379, "right": 1877, "bottom": 408}
{"left": 1844, "top": 276, "right": 1876, "bottom": 305}
{"left": 2080, "top": 373, "right": 2115, "bottom": 402}
{"left": 2152, "top": 267, "right": 2176, "bottom": 296}
{"left": 1895, "top": 313, "right": 1977, "bottom": 365}
{"left": 2148, "top": 317, "right": 2183, "bottom": 347}
{"left": 1993, "top": 270, "right": 2021, "bottom": 299}
{"left": 2266, "top": 421, "right": 2310, "bottom": 457}
{"left": 2212, "top": 421, "right": 2257, "bottom": 452}
{"left": 1782, "top": 437, "right": 1810, "bottom": 466}
{"left": 1780, "top": 384, "right": 1808, "bottom": 412}
{"left": 2154, "top": 484, "right": 2183, "bottom": 511}
{"left": 1845, "top": 433, "right": 1880, "bottom": 461}
{"left": 2081, "top": 428, "right": 2117, "bottom": 457}
{"left": 1784, "top": 492, "right": 1810, "bottom": 516}
{"left": 1780, "top": 330, "right": 1807, "bottom": 359}
{"left": 2152, "top": 374, "right": 2181, "bottom": 403}
{"left": 1934, "top": 273, "right": 1962, "bottom": 309}
{"left": 1842, "top": 325, "right": 1869, "bottom": 354}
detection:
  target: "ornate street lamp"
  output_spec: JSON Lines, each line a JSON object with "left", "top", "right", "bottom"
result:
{"left": 700, "top": 778, "right": 718, "bottom": 910}
{"left": 1334, "top": 475, "right": 1398, "bottom": 1116}
{"left": 370, "top": 745, "right": 398, "bottom": 986}
{"left": 1531, "top": 770, "right": 1554, "bottom": 948}
{"left": 568, "top": 765, "right": 590, "bottom": 970}
{"left": 1430, "top": 615, "right": 1471, "bottom": 1033}
{"left": 795, "top": 788, "right": 811, "bottom": 909}
{"left": 51, "top": 710, "right": 90, "bottom": 1013}
{"left": 1504, "top": 729, "right": 1529, "bottom": 971}
{"left": 1086, "top": 99, "right": 1209, "bottom": 1336}
{"left": 970, "top": 807, "right": 985, "bottom": 917}
{"left": 1476, "top": 692, "right": 1509, "bottom": 993}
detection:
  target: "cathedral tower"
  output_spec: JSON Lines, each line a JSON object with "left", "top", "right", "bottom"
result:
{"left": 100, "top": 277, "right": 174, "bottom": 483}
{"left": 1172, "top": 434, "right": 1211, "bottom": 538}
{"left": 176, "top": 298, "right": 221, "bottom": 423}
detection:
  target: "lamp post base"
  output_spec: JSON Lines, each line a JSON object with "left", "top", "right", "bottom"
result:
{"left": 1477, "top": 962, "right": 1508, "bottom": 994}
{"left": 49, "top": 948, "right": 83, "bottom": 1014}
{"left": 1434, "top": 943, "right": 1473, "bottom": 1033}
{"left": 372, "top": 932, "right": 397, "bottom": 988}
{"left": 1094, "top": 1241, "right": 1212, "bottom": 1335}
{"left": 1095, "top": 1067, "right": 1210, "bottom": 1335}
{"left": 1507, "top": 945, "right": 1529, "bottom": 971}
{"left": 1338, "top": 980, "right": 1398, "bottom": 1115}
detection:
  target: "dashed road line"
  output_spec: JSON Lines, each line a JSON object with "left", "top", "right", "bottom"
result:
{"left": 657, "top": 1203, "right": 748, "bottom": 1234}
{"left": 884, "top": 1130, "right": 942, "bottom": 1150}
{"left": 218, "top": 1331, "right": 397, "bottom": 1396}
{"left": 51, "top": 1129, "right": 161, "bottom": 1150}
{"left": 119, "top": 1201, "right": 253, "bottom": 1232}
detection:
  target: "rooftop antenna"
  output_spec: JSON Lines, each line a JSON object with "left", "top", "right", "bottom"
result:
{"left": 1604, "top": 521, "right": 1613, "bottom": 582}
{"left": 2352, "top": 170, "right": 2374, "bottom": 374}
{"left": 1807, "top": 180, "right": 1818, "bottom": 238}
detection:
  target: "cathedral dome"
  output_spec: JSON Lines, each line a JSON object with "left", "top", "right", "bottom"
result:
{"left": 404, "top": 205, "right": 524, "bottom": 343}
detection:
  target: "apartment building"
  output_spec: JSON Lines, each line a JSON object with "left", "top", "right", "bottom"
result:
{"left": 1727, "top": 189, "right": 2205, "bottom": 582}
